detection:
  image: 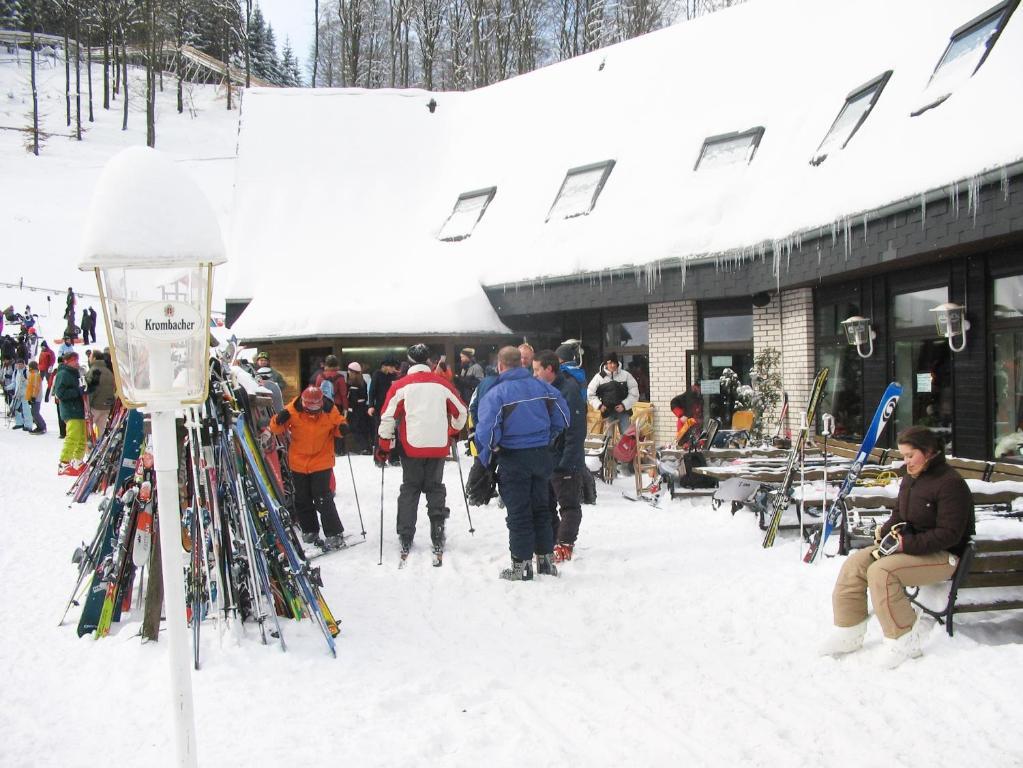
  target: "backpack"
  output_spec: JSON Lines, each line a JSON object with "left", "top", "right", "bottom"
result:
{"left": 319, "top": 377, "right": 335, "bottom": 401}
{"left": 612, "top": 424, "right": 638, "bottom": 463}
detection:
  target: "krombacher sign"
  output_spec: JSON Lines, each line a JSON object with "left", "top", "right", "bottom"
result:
{"left": 130, "top": 300, "right": 205, "bottom": 343}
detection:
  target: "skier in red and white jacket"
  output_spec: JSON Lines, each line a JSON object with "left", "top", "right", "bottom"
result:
{"left": 376, "top": 343, "right": 468, "bottom": 561}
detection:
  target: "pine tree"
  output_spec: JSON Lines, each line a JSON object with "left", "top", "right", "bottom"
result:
{"left": 279, "top": 36, "right": 300, "bottom": 86}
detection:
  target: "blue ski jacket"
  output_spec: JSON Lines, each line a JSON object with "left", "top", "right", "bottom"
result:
{"left": 474, "top": 367, "right": 569, "bottom": 468}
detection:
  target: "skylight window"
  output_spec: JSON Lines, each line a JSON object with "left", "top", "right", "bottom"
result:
{"left": 912, "top": 0, "right": 1018, "bottom": 116}
{"left": 437, "top": 187, "right": 497, "bottom": 241}
{"left": 546, "top": 160, "right": 616, "bottom": 221}
{"left": 812, "top": 71, "right": 892, "bottom": 165}
{"left": 694, "top": 127, "right": 765, "bottom": 171}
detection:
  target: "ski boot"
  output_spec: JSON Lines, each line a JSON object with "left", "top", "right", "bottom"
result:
{"left": 324, "top": 534, "right": 347, "bottom": 551}
{"left": 399, "top": 534, "right": 413, "bottom": 568}
{"left": 553, "top": 543, "right": 574, "bottom": 563}
{"left": 430, "top": 519, "right": 445, "bottom": 567}
{"left": 302, "top": 530, "right": 321, "bottom": 545}
{"left": 499, "top": 557, "right": 534, "bottom": 581}
{"left": 536, "top": 553, "right": 559, "bottom": 577}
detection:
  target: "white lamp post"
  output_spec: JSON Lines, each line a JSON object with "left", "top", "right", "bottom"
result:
{"left": 930, "top": 301, "right": 970, "bottom": 353}
{"left": 79, "top": 147, "right": 226, "bottom": 768}
{"left": 840, "top": 315, "right": 876, "bottom": 359}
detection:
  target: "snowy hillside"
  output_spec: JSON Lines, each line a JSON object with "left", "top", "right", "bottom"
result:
{"left": 0, "top": 46, "right": 238, "bottom": 303}
{"left": 2, "top": 415, "right": 1023, "bottom": 766}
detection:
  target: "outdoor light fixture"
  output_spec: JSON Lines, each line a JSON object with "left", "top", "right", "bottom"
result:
{"left": 930, "top": 301, "right": 970, "bottom": 352}
{"left": 79, "top": 146, "right": 226, "bottom": 768}
{"left": 841, "top": 315, "right": 876, "bottom": 358}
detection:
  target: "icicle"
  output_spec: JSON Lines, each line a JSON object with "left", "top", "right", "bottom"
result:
{"left": 830, "top": 221, "right": 838, "bottom": 246}
{"left": 817, "top": 242, "right": 822, "bottom": 265}
{"left": 843, "top": 216, "right": 851, "bottom": 260}
{"left": 920, "top": 193, "right": 927, "bottom": 230}
{"left": 1000, "top": 167, "right": 1010, "bottom": 201}
{"left": 966, "top": 174, "right": 981, "bottom": 225}
{"left": 862, "top": 214, "right": 869, "bottom": 242}
{"left": 949, "top": 181, "right": 960, "bottom": 219}
{"left": 679, "top": 258, "right": 688, "bottom": 293}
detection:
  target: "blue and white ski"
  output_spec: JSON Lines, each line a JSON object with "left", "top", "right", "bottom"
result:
{"left": 804, "top": 382, "right": 902, "bottom": 563}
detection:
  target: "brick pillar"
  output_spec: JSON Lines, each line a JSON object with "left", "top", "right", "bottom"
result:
{"left": 649, "top": 300, "right": 698, "bottom": 445}
{"left": 779, "top": 287, "right": 816, "bottom": 436}
{"left": 753, "top": 293, "right": 783, "bottom": 432}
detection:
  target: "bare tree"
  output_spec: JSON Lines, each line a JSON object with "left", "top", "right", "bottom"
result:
{"left": 312, "top": 0, "right": 319, "bottom": 86}
{"left": 412, "top": 0, "right": 441, "bottom": 88}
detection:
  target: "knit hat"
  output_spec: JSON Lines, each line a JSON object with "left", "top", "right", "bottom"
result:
{"left": 256, "top": 351, "right": 269, "bottom": 362}
{"left": 347, "top": 362, "right": 362, "bottom": 373}
{"left": 460, "top": 347, "right": 476, "bottom": 358}
{"left": 604, "top": 352, "right": 619, "bottom": 365}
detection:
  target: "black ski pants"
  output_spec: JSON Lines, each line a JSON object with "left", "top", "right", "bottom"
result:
{"left": 396, "top": 455, "right": 447, "bottom": 540}
{"left": 292, "top": 468, "right": 343, "bottom": 538}
{"left": 549, "top": 471, "right": 582, "bottom": 545}
{"left": 498, "top": 446, "right": 554, "bottom": 561}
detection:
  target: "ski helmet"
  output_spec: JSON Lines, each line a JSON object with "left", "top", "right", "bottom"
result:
{"left": 407, "top": 343, "right": 430, "bottom": 365}
{"left": 301, "top": 386, "right": 324, "bottom": 412}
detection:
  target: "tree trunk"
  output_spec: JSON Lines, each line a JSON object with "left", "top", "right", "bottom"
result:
{"left": 74, "top": 10, "right": 82, "bottom": 140}
{"left": 30, "top": 25, "right": 40, "bottom": 156}
{"left": 87, "top": 23, "right": 94, "bottom": 122}
{"left": 146, "top": 0, "right": 155, "bottom": 147}
{"left": 64, "top": 6, "right": 71, "bottom": 126}
{"left": 312, "top": 0, "right": 319, "bottom": 87}
{"left": 103, "top": 37, "right": 110, "bottom": 108}
{"left": 225, "top": 28, "right": 233, "bottom": 110}
{"left": 244, "top": 0, "right": 252, "bottom": 88}
{"left": 122, "top": 37, "right": 128, "bottom": 131}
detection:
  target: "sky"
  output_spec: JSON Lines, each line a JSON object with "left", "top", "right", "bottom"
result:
{"left": 258, "top": 0, "right": 316, "bottom": 73}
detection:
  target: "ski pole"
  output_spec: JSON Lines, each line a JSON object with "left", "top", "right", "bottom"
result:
{"left": 346, "top": 452, "right": 367, "bottom": 538}
{"left": 378, "top": 464, "right": 385, "bottom": 566}
{"left": 452, "top": 441, "right": 475, "bottom": 535}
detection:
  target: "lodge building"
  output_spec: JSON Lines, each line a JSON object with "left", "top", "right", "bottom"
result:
{"left": 225, "top": 0, "right": 1023, "bottom": 461}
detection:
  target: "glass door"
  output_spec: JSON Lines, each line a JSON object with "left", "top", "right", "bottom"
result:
{"left": 893, "top": 338, "right": 953, "bottom": 447}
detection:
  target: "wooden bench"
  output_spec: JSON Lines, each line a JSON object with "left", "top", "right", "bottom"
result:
{"left": 909, "top": 538, "right": 1023, "bottom": 636}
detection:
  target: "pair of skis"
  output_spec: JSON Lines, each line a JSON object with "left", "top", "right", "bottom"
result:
{"left": 803, "top": 382, "right": 902, "bottom": 562}
{"left": 761, "top": 368, "right": 830, "bottom": 548}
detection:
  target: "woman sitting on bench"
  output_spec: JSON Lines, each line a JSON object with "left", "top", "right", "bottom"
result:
{"left": 819, "top": 426, "right": 974, "bottom": 668}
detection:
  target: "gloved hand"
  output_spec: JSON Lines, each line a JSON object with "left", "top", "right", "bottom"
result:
{"left": 465, "top": 460, "right": 497, "bottom": 506}
{"left": 874, "top": 523, "right": 887, "bottom": 545}
{"left": 374, "top": 438, "right": 391, "bottom": 468}
{"left": 274, "top": 409, "right": 291, "bottom": 426}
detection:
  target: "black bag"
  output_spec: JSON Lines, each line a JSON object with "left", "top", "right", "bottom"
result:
{"left": 595, "top": 380, "right": 629, "bottom": 411}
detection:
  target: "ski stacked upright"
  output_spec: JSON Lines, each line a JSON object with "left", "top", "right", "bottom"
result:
{"left": 804, "top": 381, "right": 902, "bottom": 563}
{"left": 761, "top": 368, "right": 829, "bottom": 548}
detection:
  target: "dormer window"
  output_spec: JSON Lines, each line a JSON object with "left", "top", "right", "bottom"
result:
{"left": 437, "top": 187, "right": 497, "bottom": 241}
{"left": 913, "top": 0, "right": 1018, "bottom": 116}
{"left": 695, "top": 127, "right": 765, "bottom": 171}
{"left": 546, "top": 160, "right": 615, "bottom": 221}
{"left": 812, "top": 71, "right": 892, "bottom": 165}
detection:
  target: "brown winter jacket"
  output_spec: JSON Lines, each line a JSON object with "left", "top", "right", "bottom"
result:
{"left": 879, "top": 454, "right": 975, "bottom": 557}
{"left": 269, "top": 396, "right": 346, "bottom": 475}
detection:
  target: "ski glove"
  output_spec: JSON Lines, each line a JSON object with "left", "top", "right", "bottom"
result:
{"left": 274, "top": 409, "right": 291, "bottom": 426}
{"left": 374, "top": 438, "right": 391, "bottom": 468}
{"left": 465, "top": 460, "right": 497, "bottom": 507}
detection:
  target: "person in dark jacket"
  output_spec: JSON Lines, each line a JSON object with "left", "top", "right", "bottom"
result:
{"left": 473, "top": 346, "right": 569, "bottom": 581}
{"left": 534, "top": 350, "right": 586, "bottom": 564}
{"left": 85, "top": 352, "right": 117, "bottom": 438}
{"left": 345, "top": 362, "right": 371, "bottom": 454}
{"left": 821, "top": 426, "right": 974, "bottom": 668}
{"left": 80, "top": 306, "right": 96, "bottom": 345}
{"left": 53, "top": 351, "right": 87, "bottom": 474}
{"left": 254, "top": 351, "right": 287, "bottom": 394}
{"left": 454, "top": 347, "right": 485, "bottom": 406}
{"left": 368, "top": 358, "right": 402, "bottom": 464}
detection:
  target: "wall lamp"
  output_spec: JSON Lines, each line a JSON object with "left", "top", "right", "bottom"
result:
{"left": 841, "top": 315, "right": 876, "bottom": 358}
{"left": 930, "top": 302, "right": 970, "bottom": 352}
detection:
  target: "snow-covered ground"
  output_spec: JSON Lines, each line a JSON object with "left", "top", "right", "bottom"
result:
{"left": 2, "top": 407, "right": 1023, "bottom": 767}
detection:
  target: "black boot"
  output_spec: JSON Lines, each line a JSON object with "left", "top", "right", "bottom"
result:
{"left": 499, "top": 557, "right": 534, "bottom": 581}
{"left": 399, "top": 534, "right": 413, "bottom": 555}
{"left": 536, "top": 553, "right": 559, "bottom": 577}
{"left": 430, "top": 519, "right": 445, "bottom": 553}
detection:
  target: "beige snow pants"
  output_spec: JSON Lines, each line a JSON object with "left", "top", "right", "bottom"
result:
{"left": 832, "top": 546, "right": 957, "bottom": 639}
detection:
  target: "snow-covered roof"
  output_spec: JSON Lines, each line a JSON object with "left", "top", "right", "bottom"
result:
{"left": 226, "top": 0, "right": 1023, "bottom": 340}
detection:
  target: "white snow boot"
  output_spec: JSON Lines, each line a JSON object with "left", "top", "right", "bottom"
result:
{"left": 880, "top": 617, "right": 929, "bottom": 669}
{"left": 818, "top": 620, "right": 868, "bottom": 657}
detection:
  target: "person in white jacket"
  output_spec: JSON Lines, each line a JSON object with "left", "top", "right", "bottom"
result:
{"left": 587, "top": 352, "right": 639, "bottom": 434}
{"left": 377, "top": 343, "right": 468, "bottom": 560}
